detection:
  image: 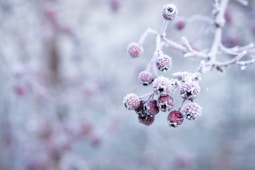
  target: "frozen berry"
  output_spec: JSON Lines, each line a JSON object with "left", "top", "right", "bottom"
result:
{"left": 162, "top": 3, "right": 178, "bottom": 21}
{"left": 157, "top": 95, "right": 174, "bottom": 112}
{"left": 167, "top": 110, "right": 184, "bottom": 127}
{"left": 138, "top": 70, "right": 154, "bottom": 86}
{"left": 152, "top": 76, "right": 172, "bottom": 96}
{"left": 123, "top": 93, "right": 141, "bottom": 110}
{"left": 180, "top": 82, "right": 200, "bottom": 101}
{"left": 156, "top": 54, "right": 172, "bottom": 71}
{"left": 138, "top": 115, "right": 155, "bottom": 126}
{"left": 153, "top": 77, "right": 178, "bottom": 96}
{"left": 181, "top": 102, "right": 202, "bottom": 120}
{"left": 135, "top": 101, "right": 147, "bottom": 117}
{"left": 127, "top": 42, "right": 143, "bottom": 58}
{"left": 144, "top": 99, "right": 159, "bottom": 115}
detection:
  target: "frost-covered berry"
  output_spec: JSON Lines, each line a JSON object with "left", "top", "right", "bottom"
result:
{"left": 152, "top": 76, "right": 172, "bottom": 96}
{"left": 162, "top": 3, "right": 178, "bottom": 21}
{"left": 144, "top": 99, "right": 159, "bottom": 115}
{"left": 138, "top": 115, "right": 155, "bottom": 126}
{"left": 123, "top": 93, "right": 140, "bottom": 110}
{"left": 127, "top": 42, "right": 143, "bottom": 58}
{"left": 138, "top": 70, "right": 154, "bottom": 86}
{"left": 167, "top": 110, "right": 184, "bottom": 128}
{"left": 181, "top": 102, "right": 202, "bottom": 120}
{"left": 156, "top": 54, "right": 172, "bottom": 71}
{"left": 135, "top": 101, "right": 147, "bottom": 117}
{"left": 157, "top": 95, "right": 174, "bottom": 112}
{"left": 180, "top": 82, "right": 200, "bottom": 101}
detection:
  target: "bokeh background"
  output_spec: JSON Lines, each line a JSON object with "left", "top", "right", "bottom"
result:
{"left": 1, "top": 0, "right": 255, "bottom": 169}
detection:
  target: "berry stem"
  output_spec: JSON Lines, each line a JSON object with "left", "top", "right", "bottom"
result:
{"left": 160, "top": 20, "right": 169, "bottom": 36}
{"left": 139, "top": 92, "right": 154, "bottom": 100}
{"left": 178, "top": 99, "right": 187, "bottom": 111}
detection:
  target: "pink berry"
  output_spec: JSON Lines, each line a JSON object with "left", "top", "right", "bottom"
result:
{"left": 152, "top": 76, "right": 170, "bottom": 96}
{"left": 157, "top": 95, "right": 174, "bottom": 112}
{"left": 127, "top": 42, "right": 143, "bottom": 58}
{"left": 224, "top": 9, "right": 232, "bottom": 24}
{"left": 152, "top": 76, "right": 172, "bottom": 96}
{"left": 110, "top": 0, "right": 120, "bottom": 12}
{"left": 162, "top": 4, "right": 178, "bottom": 21}
{"left": 156, "top": 54, "right": 172, "bottom": 71}
{"left": 138, "top": 115, "right": 155, "bottom": 126}
{"left": 181, "top": 102, "right": 202, "bottom": 120}
{"left": 167, "top": 110, "right": 184, "bottom": 128}
{"left": 90, "top": 135, "right": 101, "bottom": 147}
{"left": 144, "top": 99, "right": 159, "bottom": 115}
{"left": 13, "top": 85, "right": 26, "bottom": 96}
{"left": 175, "top": 19, "right": 186, "bottom": 30}
{"left": 222, "top": 35, "right": 240, "bottom": 48}
{"left": 138, "top": 70, "right": 154, "bottom": 86}
{"left": 180, "top": 82, "right": 200, "bottom": 101}
{"left": 79, "top": 122, "right": 93, "bottom": 137}
{"left": 123, "top": 93, "right": 141, "bottom": 110}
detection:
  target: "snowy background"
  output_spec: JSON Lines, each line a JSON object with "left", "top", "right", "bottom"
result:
{"left": 0, "top": 0, "right": 255, "bottom": 169}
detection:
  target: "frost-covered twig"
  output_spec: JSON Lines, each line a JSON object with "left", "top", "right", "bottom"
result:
{"left": 123, "top": 0, "right": 255, "bottom": 128}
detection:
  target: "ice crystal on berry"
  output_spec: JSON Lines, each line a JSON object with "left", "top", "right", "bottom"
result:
{"left": 127, "top": 42, "right": 143, "bottom": 58}
{"left": 123, "top": 93, "right": 141, "bottom": 110}
{"left": 181, "top": 102, "right": 202, "bottom": 120}
{"left": 138, "top": 70, "right": 154, "bottom": 86}
{"left": 162, "top": 3, "right": 178, "bottom": 21}
{"left": 152, "top": 76, "right": 172, "bottom": 96}
{"left": 180, "top": 82, "right": 200, "bottom": 101}
{"left": 156, "top": 54, "right": 172, "bottom": 72}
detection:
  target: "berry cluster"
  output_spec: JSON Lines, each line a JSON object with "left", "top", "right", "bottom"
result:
{"left": 123, "top": 3, "right": 203, "bottom": 128}
{"left": 124, "top": 0, "right": 255, "bottom": 127}
{"left": 123, "top": 72, "right": 202, "bottom": 127}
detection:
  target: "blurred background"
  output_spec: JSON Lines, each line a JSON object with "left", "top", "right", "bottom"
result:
{"left": 0, "top": 0, "right": 255, "bottom": 169}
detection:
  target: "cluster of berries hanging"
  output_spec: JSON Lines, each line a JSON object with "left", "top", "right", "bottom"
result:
{"left": 123, "top": 3, "right": 202, "bottom": 127}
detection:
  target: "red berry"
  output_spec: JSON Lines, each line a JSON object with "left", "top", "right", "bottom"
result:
{"left": 13, "top": 85, "right": 26, "bottom": 96}
{"left": 135, "top": 101, "right": 147, "bottom": 117}
{"left": 138, "top": 115, "right": 155, "bottom": 126}
{"left": 167, "top": 110, "right": 184, "bottom": 127}
{"left": 144, "top": 99, "right": 159, "bottom": 115}
{"left": 175, "top": 19, "right": 186, "bottom": 30}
